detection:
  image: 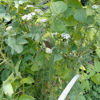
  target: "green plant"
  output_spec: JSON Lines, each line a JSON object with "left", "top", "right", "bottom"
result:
{"left": 0, "top": 0, "right": 100, "bottom": 100}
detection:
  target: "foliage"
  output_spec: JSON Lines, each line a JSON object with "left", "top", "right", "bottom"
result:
{"left": 0, "top": 0, "right": 100, "bottom": 100}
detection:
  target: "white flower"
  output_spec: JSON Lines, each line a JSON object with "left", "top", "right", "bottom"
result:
{"left": 34, "top": 9, "right": 44, "bottom": 15}
{"left": 27, "top": 14, "right": 32, "bottom": 20}
{"left": 72, "top": 50, "right": 76, "bottom": 53}
{"left": 40, "top": 18, "right": 48, "bottom": 22}
{"left": 6, "top": 26, "right": 12, "bottom": 31}
{"left": 31, "top": 12, "right": 36, "bottom": 16}
{"left": 52, "top": 32, "right": 58, "bottom": 37}
{"left": 27, "top": 5, "right": 34, "bottom": 8}
{"left": 34, "top": 9, "right": 41, "bottom": 13}
{"left": 61, "top": 33, "right": 70, "bottom": 39}
{"left": 15, "top": 4, "right": 19, "bottom": 8}
{"left": 24, "top": 5, "right": 34, "bottom": 9}
{"left": 92, "top": 5, "right": 99, "bottom": 9}
{"left": 22, "top": 15, "right": 28, "bottom": 20}
{"left": 82, "top": 43, "right": 85, "bottom": 47}
{"left": 53, "top": 32, "right": 58, "bottom": 35}
{"left": 36, "top": 18, "right": 48, "bottom": 23}
{"left": 19, "top": 1, "right": 23, "bottom": 4}
{"left": 45, "top": 48, "right": 52, "bottom": 54}
{"left": 22, "top": 12, "right": 36, "bottom": 20}
{"left": 74, "top": 41, "right": 77, "bottom": 43}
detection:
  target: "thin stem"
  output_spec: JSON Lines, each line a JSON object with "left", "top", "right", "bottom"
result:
{"left": 0, "top": 59, "right": 6, "bottom": 65}
{"left": 23, "top": 83, "right": 25, "bottom": 95}
{"left": 0, "top": 49, "right": 14, "bottom": 68}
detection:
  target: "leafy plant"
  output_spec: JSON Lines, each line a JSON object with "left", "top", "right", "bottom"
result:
{"left": 0, "top": 0, "right": 100, "bottom": 100}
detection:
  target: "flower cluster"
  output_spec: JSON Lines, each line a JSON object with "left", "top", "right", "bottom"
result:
{"left": 92, "top": 5, "right": 99, "bottom": 9}
{"left": 45, "top": 48, "right": 52, "bottom": 54}
{"left": 61, "top": 33, "right": 70, "bottom": 39}
{"left": 22, "top": 12, "right": 36, "bottom": 20}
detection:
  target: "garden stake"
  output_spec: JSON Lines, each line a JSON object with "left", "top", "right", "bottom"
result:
{"left": 58, "top": 74, "right": 79, "bottom": 100}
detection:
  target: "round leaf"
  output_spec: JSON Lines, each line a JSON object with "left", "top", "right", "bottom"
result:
{"left": 91, "top": 73, "right": 100, "bottom": 85}
{"left": 19, "top": 95, "right": 35, "bottom": 100}
{"left": 74, "top": 8, "right": 87, "bottom": 23}
{"left": 50, "top": 1, "right": 67, "bottom": 16}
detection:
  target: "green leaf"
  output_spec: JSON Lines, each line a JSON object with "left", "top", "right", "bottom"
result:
{"left": 50, "top": 1, "right": 67, "bottom": 16}
{"left": 4, "top": 14, "right": 11, "bottom": 22}
{"left": 51, "top": 18, "right": 66, "bottom": 32}
{"left": 7, "top": 37, "right": 16, "bottom": 49}
{"left": 19, "top": 95, "right": 35, "bottom": 100}
{"left": 91, "top": 73, "right": 100, "bottom": 85}
{"left": 69, "top": 83, "right": 86, "bottom": 100}
{"left": 95, "top": 14, "right": 100, "bottom": 26}
{"left": 86, "top": 16, "right": 94, "bottom": 24}
{"left": 86, "top": 7, "right": 95, "bottom": 16}
{"left": 67, "top": 0, "right": 82, "bottom": 8}
{"left": 70, "top": 95, "right": 86, "bottom": 100}
{"left": 94, "top": 59, "right": 100, "bottom": 72}
{"left": 0, "top": 5, "right": 6, "bottom": 18}
{"left": 63, "top": 68, "right": 74, "bottom": 81}
{"left": 3, "top": 73, "right": 15, "bottom": 84}
{"left": 15, "top": 60, "right": 22, "bottom": 78}
{"left": 96, "top": 47, "right": 100, "bottom": 58}
{"left": 74, "top": 8, "right": 87, "bottom": 23}
{"left": 35, "top": 33, "right": 41, "bottom": 42}
{"left": 0, "top": 89, "right": 3, "bottom": 99}
{"left": 6, "top": 37, "right": 24, "bottom": 54}
{"left": 66, "top": 16, "right": 77, "bottom": 26}
{"left": 0, "top": 5, "right": 11, "bottom": 21}
{"left": 15, "top": 45, "right": 23, "bottom": 54}
{"left": 20, "top": 77, "right": 34, "bottom": 84}
{"left": 87, "top": 28, "right": 96, "bottom": 40}
{"left": 54, "top": 54, "right": 62, "bottom": 62}
{"left": 1, "top": 69, "right": 11, "bottom": 81}
{"left": 31, "top": 64, "right": 39, "bottom": 72}
{"left": 15, "top": 60, "right": 21, "bottom": 74}
{"left": 86, "top": 64, "right": 95, "bottom": 78}
{"left": 16, "top": 37, "right": 28, "bottom": 45}
{"left": 2, "top": 73, "right": 15, "bottom": 97}
{"left": 64, "top": 7, "right": 74, "bottom": 17}
{"left": 81, "top": 80, "right": 90, "bottom": 91}
{"left": 3, "top": 82, "right": 13, "bottom": 97}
